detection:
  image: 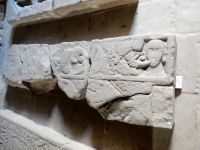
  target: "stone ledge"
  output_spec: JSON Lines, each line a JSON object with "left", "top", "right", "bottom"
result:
{"left": 6, "top": 0, "right": 138, "bottom": 27}
{"left": 0, "top": 109, "right": 96, "bottom": 150}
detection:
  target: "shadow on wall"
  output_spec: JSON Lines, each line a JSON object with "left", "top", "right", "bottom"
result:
{"left": 4, "top": 85, "right": 157, "bottom": 150}
{"left": 13, "top": 4, "right": 137, "bottom": 44}
{"left": 8, "top": 3, "right": 174, "bottom": 150}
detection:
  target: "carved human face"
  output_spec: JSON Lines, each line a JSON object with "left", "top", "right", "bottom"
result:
{"left": 145, "top": 40, "right": 165, "bottom": 68}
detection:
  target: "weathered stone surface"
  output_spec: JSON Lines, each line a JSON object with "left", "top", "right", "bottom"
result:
{"left": 2, "top": 44, "right": 55, "bottom": 91}
{"left": 87, "top": 35, "right": 175, "bottom": 105}
{"left": 18, "top": 0, "right": 53, "bottom": 19}
{"left": 29, "top": 78, "right": 57, "bottom": 94}
{"left": 130, "top": 0, "right": 175, "bottom": 35}
{"left": 87, "top": 35, "right": 175, "bottom": 128}
{"left": 98, "top": 86, "right": 173, "bottom": 128}
{"left": 5, "top": 0, "right": 22, "bottom": 22}
{"left": 176, "top": 34, "right": 199, "bottom": 93}
{"left": 7, "top": 0, "right": 138, "bottom": 27}
{"left": 7, "top": 0, "right": 59, "bottom": 27}
{"left": 151, "top": 86, "right": 173, "bottom": 128}
{"left": 170, "top": 94, "right": 198, "bottom": 150}
{"left": 2, "top": 35, "right": 175, "bottom": 128}
{"left": 0, "top": 109, "right": 96, "bottom": 150}
{"left": 176, "top": 0, "right": 200, "bottom": 33}
{"left": 49, "top": 42, "right": 90, "bottom": 100}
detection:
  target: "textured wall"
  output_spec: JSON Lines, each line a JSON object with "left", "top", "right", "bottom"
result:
{"left": 1, "top": 0, "right": 200, "bottom": 149}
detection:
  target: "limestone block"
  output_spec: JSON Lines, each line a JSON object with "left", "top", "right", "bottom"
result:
{"left": 53, "top": 0, "right": 138, "bottom": 18}
{"left": 2, "top": 44, "right": 55, "bottom": 92}
{"left": 176, "top": 34, "right": 199, "bottom": 93}
{"left": 49, "top": 42, "right": 90, "bottom": 100}
{"left": 7, "top": 0, "right": 138, "bottom": 27}
{"left": 0, "top": 109, "right": 96, "bottom": 150}
{"left": 5, "top": 0, "right": 22, "bottom": 22}
{"left": 7, "top": 0, "right": 59, "bottom": 27}
{"left": 151, "top": 86, "right": 173, "bottom": 128}
{"left": 18, "top": 0, "right": 53, "bottom": 18}
{"left": 87, "top": 35, "right": 175, "bottom": 128}
{"left": 170, "top": 94, "right": 198, "bottom": 150}
{"left": 130, "top": 0, "right": 175, "bottom": 35}
{"left": 176, "top": 0, "right": 200, "bottom": 33}
{"left": 98, "top": 86, "right": 173, "bottom": 128}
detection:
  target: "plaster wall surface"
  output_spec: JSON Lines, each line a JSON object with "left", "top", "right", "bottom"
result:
{"left": 1, "top": 0, "right": 200, "bottom": 150}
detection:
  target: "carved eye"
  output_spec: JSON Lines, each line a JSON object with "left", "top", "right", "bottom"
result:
{"left": 78, "top": 56, "right": 84, "bottom": 63}
{"left": 77, "top": 49, "right": 83, "bottom": 56}
{"left": 71, "top": 57, "right": 78, "bottom": 64}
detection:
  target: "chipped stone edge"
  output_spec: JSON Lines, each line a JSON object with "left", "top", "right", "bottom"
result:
{"left": 7, "top": 0, "right": 138, "bottom": 27}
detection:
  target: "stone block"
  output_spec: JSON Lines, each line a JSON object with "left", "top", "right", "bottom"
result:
{"left": 87, "top": 35, "right": 175, "bottom": 128}
{"left": 7, "top": 0, "right": 138, "bottom": 27}
{"left": 6, "top": 0, "right": 22, "bottom": 22}
{"left": 2, "top": 34, "right": 175, "bottom": 128}
{"left": 49, "top": 42, "right": 90, "bottom": 100}
{"left": 130, "top": 0, "right": 175, "bottom": 35}
{"left": 176, "top": 0, "right": 200, "bottom": 33}
{"left": 169, "top": 94, "right": 198, "bottom": 150}
{"left": 18, "top": 0, "right": 53, "bottom": 18}
{"left": 0, "top": 109, "right": 96, "bottom": 150}
{"left": 2, "top": 44, "right": 55, "bottom": 92}
{"left": 176, "top": 34, "right": 199, "bottom": 93}
{"left": 53, "top": 0, "right": 138, "bottom": 19}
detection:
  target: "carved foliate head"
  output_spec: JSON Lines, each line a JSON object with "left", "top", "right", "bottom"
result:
{"left": 143, "top": 40, "right": 167, "bottom": 68}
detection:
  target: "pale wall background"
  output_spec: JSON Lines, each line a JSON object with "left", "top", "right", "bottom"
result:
{"left": 1, "top": 0, "right": 200, "bottom": 149}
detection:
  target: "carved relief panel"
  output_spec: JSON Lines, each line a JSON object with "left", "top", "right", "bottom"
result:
{"left": 87, "top": 35, "right": 175, "bottom": 128}
{"left": 2, "top": 35, "right": 175, "bottom": 128}
{"left": 49, "top": 42, "right": 90, "bottom": 100}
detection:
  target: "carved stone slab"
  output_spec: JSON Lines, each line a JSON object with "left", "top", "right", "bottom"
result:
{"left": 49, "top": 42, "right": 90, "bottom": 100}
{"left": 7, "top": 0, "right": 138, "bottom": 27}
{"left": 3, "top": 44, "right": 55, "bottom": 92}
{"left": 87, "top": 35, "right": 175, "bottom": 128}
{"left": 0, "top": 109, "right": 96, "bottom": 150}
{"left": 2, "top": 35, "right": 175, "bottom": 128}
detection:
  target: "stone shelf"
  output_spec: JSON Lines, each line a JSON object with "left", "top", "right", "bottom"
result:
{"left": 6, "top": 0, "right": 138, "bottom": 27}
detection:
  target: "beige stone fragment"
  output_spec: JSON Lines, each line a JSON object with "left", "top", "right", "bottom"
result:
{"left": 176, "top": 34, "right": 199, "bottom": 93}
{"left": 49, "top": 42, "right": 90, "bottom": 100}
{"left": 7, "top": 0, "right": 138, "bottom": 27}
{"left": 2, "top": 44, "right": 55, "bottom": 92}
{"left": 170, "top": 94, "right": 198, "bottom": 150}
{"left": 87, "top": 35, "right": 175, "bottom": 128}
{"left": 176, "top": 0, "right": 200, "bottom": 33}
{"left": 151, "top": 86, "right": 174, "bottom": 128}
{"left": 6, "top": 0, "right": 22, "bottom": 22}
{"left": 98, "top": 86, "right": 174, "bottom": 128}
{"left": 87, "top": 35, "right": 174, "bottom": 106}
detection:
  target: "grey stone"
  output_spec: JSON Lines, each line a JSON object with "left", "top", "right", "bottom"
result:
{"left": 176, "top": 34, "right": 199, "bottom": 93}
{"left": 49, "top": 42, "right": 90, "bottom": 100}
{"left": 87, "top": 35, "right": 175, "bottom": 128}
